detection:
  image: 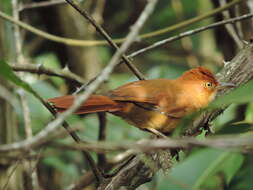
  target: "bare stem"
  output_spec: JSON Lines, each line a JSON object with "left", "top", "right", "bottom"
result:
{"left": 0, "top": 0, "right": 158, "bottom": 186}
{"left": 77, "top": 13, "right": 253, "bottom": 93}
{"left": 12, "top": 63, "right": 85, "bottom": 86}
{"left": 129, "top": 13, "right": 253, "bottom": 58}
{"left": 0, "top": 0, "right": 244, "bottom": 47}
{"left": 19, "top": 0, "right": 66, "bottom": 11}
{"left": 220, "top": 0, "right": 243, "bottom": 48}
{"left": 49, "top": 134, "right": 253, "bottom": 153}
{"left": 97, "top": 113, "right": 107, "bottom": 167}
{"left": 64, "top": 0, "right": 146, "bottom": 80}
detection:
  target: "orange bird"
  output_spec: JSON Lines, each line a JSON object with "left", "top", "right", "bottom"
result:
{"left": 48, "top": 67, "right": 232, "bottom": 135}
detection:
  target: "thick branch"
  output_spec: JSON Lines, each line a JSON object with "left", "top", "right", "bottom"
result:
{"left": 187, "top": 42, "right": 253, "bottom": 135}
{"left": 51, "top": 134, "right": 253, "bottom": 153}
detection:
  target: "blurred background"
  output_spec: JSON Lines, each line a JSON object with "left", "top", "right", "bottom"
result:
{"left": 0, "top": 0, "right": 253, "bottom": 189}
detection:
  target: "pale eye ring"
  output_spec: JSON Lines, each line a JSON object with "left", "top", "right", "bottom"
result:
{"left": 205, "top": 82, "right": 213, "bottom": 88}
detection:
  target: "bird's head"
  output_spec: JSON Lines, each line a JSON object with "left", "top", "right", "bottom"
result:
{"left": 179, "top": 67, "right": 234, "bottom": 106}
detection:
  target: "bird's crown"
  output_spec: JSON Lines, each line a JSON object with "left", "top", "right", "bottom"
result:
{"left": 181, "top": 67, "right": 218, "bottom": 86}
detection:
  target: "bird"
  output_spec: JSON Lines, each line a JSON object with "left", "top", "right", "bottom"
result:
{"left": 48, "top": 67, "right": 233, "bottom": 136}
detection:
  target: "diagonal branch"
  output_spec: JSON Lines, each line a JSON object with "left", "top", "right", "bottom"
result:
{"left": 0, "top": 0, "right": 245, "bottom": 48}
{"left": 220, "top": 0, "right": 243, "bottom": 48}
{"left": 64, "top": 0, "right": 146, "bottom": 80}
{"left": 187, "top": 42, "right": 253, "bottom": 136}
{"left": 75, "top": 13, "right": 253, "bottom": 94}
{"left": 0, "top": 0, "right": 158, "bottom": 185}
{"left": 128, "top": 13, "right": 253, "bottom": 58}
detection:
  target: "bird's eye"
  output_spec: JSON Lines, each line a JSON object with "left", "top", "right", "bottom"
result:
{"left": 205, "top": 82, "right": 213, "bottom": 88}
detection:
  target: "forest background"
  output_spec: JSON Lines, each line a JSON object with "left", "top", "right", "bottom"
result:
{"left": 0, "top": 0, "right": 253, "bottom": 189}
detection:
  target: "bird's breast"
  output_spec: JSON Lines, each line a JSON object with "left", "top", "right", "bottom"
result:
{"left": 112, "top": 102, "right": 180, "bottom": 133}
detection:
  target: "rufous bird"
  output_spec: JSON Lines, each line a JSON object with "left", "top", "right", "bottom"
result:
{"left": 48, "top": 67, "right": 232, "bottom": 136}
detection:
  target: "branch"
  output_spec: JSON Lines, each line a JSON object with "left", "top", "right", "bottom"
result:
{"left": 97, "top": 42, "right": 253, "bottom": 189}
{"left": 140, "top": 0, "right": 245, "bottom": 39}
{"left": 187, "top": 42, "right": 253, "bottom": 135}
{"left": 12, "top": 0, "right": 39, "bottom": 188}
{"left": 129, "top": 13, "right": 253, "bottom": 58}
{"left": 0, "top": 0, "right": 157, "bottom": 185}
{"left": 75, "top": 13, "right": 253, "bottom": 95}
{"left": 6, "top": 7, "right": 99, "bottom": 182}
{"left": 19, "top": 0, "right": 66, "bottom": 11}
{"left": 51, "top": 134, "right": 253, "bottom": 153}
{"left": 0, "top": 84, "right": 19, "bottom": 109}
{"left": 97, "top": 113, "right": 107, "bottom": 167}
{"left": 64, "top": 0, "right": 146, "bottom": 80}
{"left": 220, "top": 0, "right": 243, "bottom": 48}
{"left": 12, "top": 63, "right": 85, "bottom": 86}
{"left": 0, "top": 0, "right": 244, "bottom": 47}
{"left": 2, "top": 160, "right": 21, "bottom": 190}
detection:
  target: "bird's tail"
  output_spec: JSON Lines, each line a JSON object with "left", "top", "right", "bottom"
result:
{"left": 48, "top": 95, "right": 123, "bottom": 114}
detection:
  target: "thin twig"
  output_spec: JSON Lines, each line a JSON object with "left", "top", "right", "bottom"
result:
{"left": 140, "top": 0, "right": 245, "bottom": 39}
{"left": 9, "top": 5, "right": 99, "bottom": 182}
{"left": 0, "top": 10, "right": 111, "bottom": 46}
{"left": 49, "top": 134, "right": 253, "bottom": 153}
{"left": 37, "top": 96, "right": 103, "bottom": 184}
{"left": 0, "top": 0, "right": 245, "bottom": 47}
{"left": 128, "top": 13, "right": 253, "bottom": 58}
{"left": 19, "top": 91, "right": 33, "bottom": 138}
{"left": 171, "top": 0, "right": 199, "bottom": 67}
{"left": 0, "top": 84, "right": 19, "bottom": 108}
{"left": 91, "top": 0, "right": 105, "bottom": 26}
{"left": 76, "top": 13, "right": 253, "bottom": 93}
{"left": 187, "top": 42, "right": 253, "bottom": 136}
{"left": 97, "top": 113, "right": 107, "bottom": 167}
{"left": 0, "top": 0, "right": 157, "bottom": 184}
{"left": 12, "top": 63, "right": 85, "bottom": 86}
{"left": 220, "top": 0, "right": 243, "bottom": 48}
{"left": 64, "top": 0, "right": 146, "bottom": 80}
{"left": 96, "top": 42, "right": 253, "bottom": 189}
{"left": 12, "top": 0, "right": 38, "bottom": 188}
{"left": 19, "top": 0, "right": 66, "bottom": 11}
{"left": 2, "top": 160, "right": 21, "bottom": 190}
{"left": 12, "top": 0, "right": 33, "bottom": 140}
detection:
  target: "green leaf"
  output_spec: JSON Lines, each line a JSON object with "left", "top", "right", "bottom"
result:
{"left": 245, "top": 102, "right": 253, "bottom": 122}
{"left": 228, "top": 155, "right": 253, "bottom": 190}
{"left": 216, "top": 122, "right": 253, "bottom": 135}
{"left": 157, "top": 148, "right": 244, "bottom": 190}
{"left": 222, "top": 153, "right": 244, "bottom": 184}
{"left": 0, "top": 60, "right": 42, "bottom": 101}
{"left": 211, "top": 80, "right": 253, "bottom": 108}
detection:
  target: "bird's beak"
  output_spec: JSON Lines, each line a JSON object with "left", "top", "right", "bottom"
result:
{"left": 217, "top": 82, "right": 236, "bottom": 90}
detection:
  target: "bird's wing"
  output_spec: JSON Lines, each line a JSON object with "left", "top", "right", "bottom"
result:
{"left": 109, "top": 79, "right": 188, "bottom": 118}
{"left": 109, "top": 79, "right": 164, "bottom": 104}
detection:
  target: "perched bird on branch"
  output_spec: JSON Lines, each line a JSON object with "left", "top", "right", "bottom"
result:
{"left": 48, "top": 67, "right": 233, "bottom": 136}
